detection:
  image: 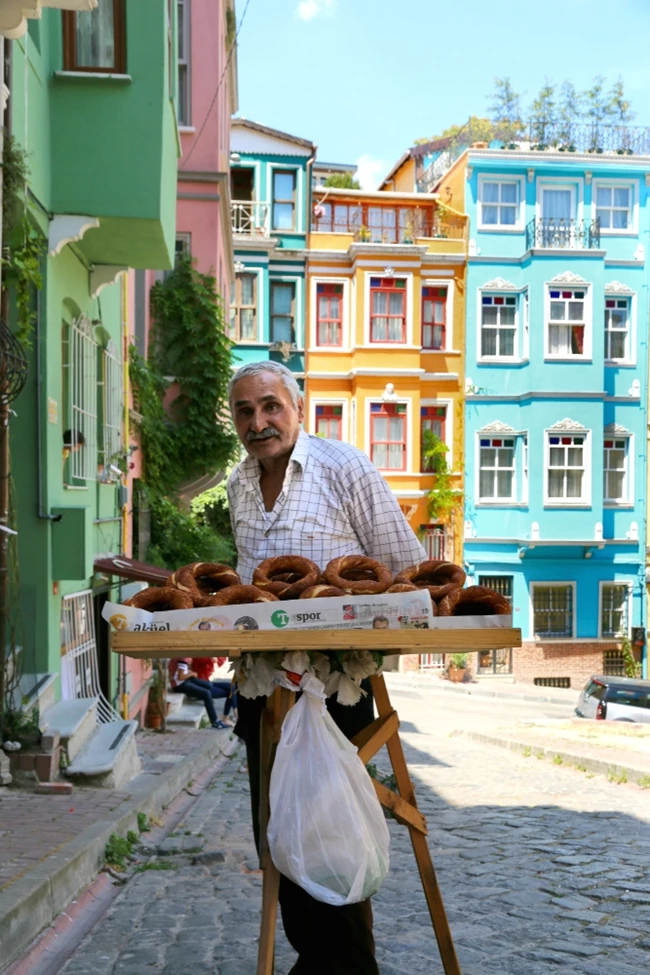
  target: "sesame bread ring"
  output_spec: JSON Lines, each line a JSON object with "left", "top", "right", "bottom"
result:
{"left": 170, "top": 562, "right": 241, "bottom": 606}
{"left": 449, "top": 586, "right": 511, "bottom": 616}
{"left": 437, "top": 594, "right": 453, "bottom": 616}
{"left": 394, "top": 560, "right": 466, "bottom": 590}
{"left": 212, "top": 586, "right": 280, "bottom": 606}
{"left": 385, "top": 583, "right": 419, "bottom": 593}
{"left": 324, "top": 556, "right": 392, "bottom": 595}
{"left": 253, "top": 556, "right": 320, "bottom": 600}
{"left": 124, "top": 587, "right": 194, "bottom": 611}
{"left": 300, "top": 585, "right": 347, "bottom": 599}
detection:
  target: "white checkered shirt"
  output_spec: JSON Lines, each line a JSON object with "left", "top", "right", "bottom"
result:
{"left": 227, "top": 430, "right": 427, "bottom": 583}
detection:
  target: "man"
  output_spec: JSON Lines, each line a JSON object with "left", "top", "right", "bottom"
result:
{"left": 227, "top": 360, "right": 427, "bottom": 975}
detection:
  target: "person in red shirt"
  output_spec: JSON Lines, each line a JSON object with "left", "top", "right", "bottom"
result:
{"left": 190, "top": 656, "right": 237, "bottom": 726}
{"left": 167, "top": 658, "right": 229, "bottom": 729}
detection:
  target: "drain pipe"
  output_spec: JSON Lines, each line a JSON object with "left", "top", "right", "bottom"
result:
{"left": 36, "top": 289, "right": 61, "bottom": 522}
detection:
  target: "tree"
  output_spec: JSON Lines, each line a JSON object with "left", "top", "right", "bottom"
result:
{"left": 487, "top": 77, "right": 523, "bottom": 140}
{"left": 556, "top": 80, "right": 581, "bottom": 145}
{"left": 414, "top": 116, "right": 495, "bottom": 148}
{"left": 608, "top": 77, "right": 635, "bottom": 124}
{"left": 529, "top": 79, "right": 556, "bottom": 143}
{"left": 322, "top": 172, "right": 360, "bottom": 189}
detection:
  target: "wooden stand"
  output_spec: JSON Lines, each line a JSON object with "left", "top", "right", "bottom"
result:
{"left": 112, "top": 626, "right": 521, "bottom": 975}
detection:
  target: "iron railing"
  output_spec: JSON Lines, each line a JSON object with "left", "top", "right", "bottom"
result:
{"left": 312, "top": 203, "right": 466, "bottom": 242}
{"left": 526, "top": 218, "right": 601, "bottom": 250}
{"left": 231, "top": 200, "right": 271, "bottom": 236}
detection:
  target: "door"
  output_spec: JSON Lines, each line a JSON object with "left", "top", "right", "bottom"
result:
{"left": 477, "top": 576, "right": 513, "bottom": 674}
{"left": 541, "top": 187, "right": 574, "bottom": 247}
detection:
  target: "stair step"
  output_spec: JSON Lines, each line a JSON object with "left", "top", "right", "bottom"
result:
{"left": 165, "top": 692, "right": 186, "bottom": 713}
{"left": 16, "top": 673, "right": 59, "bottom": 717}
{"left": 41, "top": 698, "right": 98, "bottom": 761}
{"left": 65, "top": 720, "right": 140, "bottom": 789}
{"left": 166, "top": 701, "right": 205, "bottom": 729}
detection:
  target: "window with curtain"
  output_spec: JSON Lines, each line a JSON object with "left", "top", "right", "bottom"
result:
{"left": 532, "top": 584, "right": 574, "bottom": 638}
{"left": 547, "top": 432, "right": 586, "bottom": 501}
{"left": 177, "top": 0, "right": 191, "bottom": 126}
{"left": 479, "top": 436, "right": 515, "bottom": 500}
{"left": 370, "top": 402, "right": 407, "bottom": 470}
{"left": 316, "top": 283, "right": 343, "bottom": 346}
{"left": 596, "top": 185, "right": 631, "bottom": 231}
{"left": 603, "top": 436, "right": 629, "bottom": 503}
{"left": 271, "top": 282, "right": 295, "bottom": 344}
{"left": 421, "top": 405, "right": 447, "bottom": 471}
{"left": 315, "top": 404, "right": 343, "bottom": 440}
{"left": 230, "top": 273, "right": 257, "bottom": 342}
{"left": 63, "top": 0, "right": 126, "bottom": 73}
{"left": 604, "top": 297, "right": 630, "bottom": 360}
{"left": 370, "top": 278, "right": 406, "bottom": 342}
{"left": 547, "top": 287, "right": 586, "bottom": 356}
{"left": 422, "top": 287, "right": 446, "bottom": 349}
{"left": 272, "top": 171, "right": 296, "bottom": 231}
{"left": 480, "top": 181, "right": 519, "bottom": 226}
{"left": 481, "top": 294, "right": 517, "bottom": 357}
{"left": 601, "top": 584, "right": 629, "bottom": 638}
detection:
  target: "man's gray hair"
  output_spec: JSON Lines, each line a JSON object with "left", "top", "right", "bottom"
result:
{"left": 228, "top": 361, "right": 302, "bottom": 408}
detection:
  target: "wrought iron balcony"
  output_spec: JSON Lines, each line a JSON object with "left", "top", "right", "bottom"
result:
{"left": 526, "top": 218, "right": 601, "bottom": 250}
{"left": 231, "top": 200, "right": 271, "bottom": 236}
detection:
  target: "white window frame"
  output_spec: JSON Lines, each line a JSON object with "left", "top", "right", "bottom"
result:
{"left": 231, "top": 269, "right": 260, "bottom": 343}
{"left": 176, "top": 0, "right": 191, "bottom": 128}
{"left": 476, "top": 432, "right": 517, "bottom": 503}
{"left": 545, "top": 282, "right": 592, "bottom": 361}
{"left": 478, "top": 174, "right": 525, "bottom": 231}
{"left": 593, "top": 180, "right": 638, "bottom": 236}
{"left": 364, "top": 397, "right": 412, "bottom": 473}
{"left": 101, "top": 339, "right": 123, "bottom": 482}
{"left": 544, "top": 427, "right": 591, "bottom": 507}
{"left": 536, "top": 179, "right": 582, "bottom": 225}
{"left": 309, "top": 276, "right": 350, "bottom": 351}
{"left": 421, "top": 397, "right": 453, "bottom": 472}
{"left": 530, "top": 582, "right": 576, "bottom": 640}
{"left": 66, "top": 316, "right": 98, "bottom": 485}
{"left": 478, "top": 292, "right": 519, "bottom": 361}
{"left": 598, "top": 581, "right": 632, "bottom": 639}
{"left": 310, "top": 398, "right": 348, "bottom": 442}
{"left": 604, "top": 294, "right": 633, "bottom": 364}
{"left": 603, "top": 433, "right": 632, "bottom": 506}
{"left": 363, "top": 271, "right": 414, "bottom": 347}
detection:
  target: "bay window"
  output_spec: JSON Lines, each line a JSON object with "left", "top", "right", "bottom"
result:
{"left": 370, "top": 402, "right": 407, "bottom": 470}
{"left": 604, "top": 297, "right": 630, "bottom": 361}
{"left": 63, "top": 0, "right": 126, "bottom": 73}
{"left": 481, "top": 294, "right": 517, "bottom": 357}
{"left": 370, "top": 277, "right": 406, "bottom": 343}
{"left": 479, "top": 436, "right": 515, "bottom": 501}
{"left": 547, "top": 287, "right": 587, "bottom": 357}
{"left": 422, "top": 287, "right": 446, "bottom": 349}
{"left": 547, "top": 432, "right": 586, "bottom": 502}
{"left": 603, "top": 436, "right": 629, "bottom": 503}
{"left": 316, "top": 283, "right": 343, "bottom": 346}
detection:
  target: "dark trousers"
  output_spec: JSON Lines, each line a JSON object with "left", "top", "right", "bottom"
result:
{"left": 236, "top": 684, "right": 379, "bottom": 975}
{"left": 172, "top": 678, "right": 217, "bottom": 725}
{"left": 208, "top": 679, "right": 237, "bottom": 716}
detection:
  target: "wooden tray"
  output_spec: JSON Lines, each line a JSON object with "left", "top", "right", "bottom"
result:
{"left": 111, "top": 627, "right": 522, "bottom": 658}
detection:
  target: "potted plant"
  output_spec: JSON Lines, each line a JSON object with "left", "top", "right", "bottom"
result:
{"left": 358, "top": 225, "right": 371, "bottom": 243}
{"left": 146, "top": 664, "right": 168, "bottom": 731}
{"left": 447, "top": 653, "right": 468, "bottom": 683}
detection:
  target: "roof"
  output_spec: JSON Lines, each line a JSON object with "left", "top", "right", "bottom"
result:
{"left": 380, "top": 138, "right": 453, "bottom": 189}
{"left": 313, "top": 161, "right": 357, "bottom": 173}
{"left": 231, "top": 118, "right": 315, "bottom": 152}
{"left": 94, "top": 556, "right": 170, "bottom": 585}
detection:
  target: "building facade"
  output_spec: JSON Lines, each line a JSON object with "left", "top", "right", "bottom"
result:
{"left": 6, "top": 2, "right": 178, "bottom": 727}
{"left": 305, "top": 185, "right": 468, "bottom": 566}
{"left": 229, "top": 119, "right": 315, "bottom": 382}
{"left": 437, "top": 132, "right": 649, "bottom": 683}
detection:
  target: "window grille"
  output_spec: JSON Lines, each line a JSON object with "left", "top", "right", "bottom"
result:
{"left": 60, "top": 591, "right": 119, "bottom": 723}
{"left": 101, "top": 339, "right": 123, "bottom": 480}
{"left": 532, "top": 584, "right": 573, "bottom": 638}
{"left": 603, "top": 650, "right": 626, "bottom": 676}
{"left": 67, "top": 316, "right": 98, "bottom": 483}
{"left": 601, "top": 584, "right": 629, "bottom": 638}
{"left": 478, "top": 575, "right": 513, "bottom": 604}
{"left": 420, "top": 653, "right": 444, "bottom": 670}
{"left": 424, "top": 524, "right": 447, "bottom": 561}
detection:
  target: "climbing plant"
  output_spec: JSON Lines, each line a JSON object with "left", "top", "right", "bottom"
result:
{"left": 422, "top": 429, "right": 462, "bottom": 521}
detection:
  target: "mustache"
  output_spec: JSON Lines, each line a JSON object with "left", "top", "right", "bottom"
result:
{"left": 246, "top": 427, "right": 280, "bottom": 444}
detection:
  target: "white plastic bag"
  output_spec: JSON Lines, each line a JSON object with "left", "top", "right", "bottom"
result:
{"left": 267, "top": 674, "right": 390, "bottom": 906}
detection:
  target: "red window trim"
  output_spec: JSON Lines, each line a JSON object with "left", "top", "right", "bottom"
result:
{"left": 421, "top": 405, "right": 447, "bottom": 472}
{"left": 370, "top": 404, "right": 407, "bottom": 471}
{"left": 370, "top": 278, "right": 407, "bottom": 344}
{"left": 316, "top": 283, "right": 343, "bottom": 347}
{"left": 422, "top": 289, "right": 446, "bottom": 350}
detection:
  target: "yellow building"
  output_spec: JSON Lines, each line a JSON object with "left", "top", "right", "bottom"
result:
{"left": 305, "top": 186, "right": 468, "bottom": 563}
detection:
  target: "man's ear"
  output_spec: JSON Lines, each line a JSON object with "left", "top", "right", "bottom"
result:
{"left": 297, "top": 395, "right": 305, "bottom": 423}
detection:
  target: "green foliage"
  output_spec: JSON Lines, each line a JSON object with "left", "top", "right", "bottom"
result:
{"left": 1, "top": 134, "right": 46, "bottom": 348}
{"left": 488, "top": 77, "right": 524, "bottom": 139}
{"left": 126, "top": 830, "right": 139, "bottom": 846}
{"left": 620, "top": 634, "right": 642, "bottom": 678}
{"left": 225, "top": 6, "right": 236, "bottom": 49}
{"left": 190, "top": 479, "right": 235, "bottom": 554}
{"left": 1, "top": 705, "right": 41, "bottom": 746}
{"left": 322, "top": 172, "right": 361, "bottom": 189}
{"left": 421, "top": 429, "right": 460, "bottom": 522}
{"left": 415, "top": 115, "right": 495, "bottom": 146}
{"left": 450, "top": 653, "right": 467, "bottom": 669}
{"left": 104, "top": 832, "right": 135, "bottom": 869}
{"left": 135, "top": 861, "right": 177, "bottom": 873}
{"left": 147, "top": 493, "right": 235, "bottom": 569}
{"left": 137, "top": 812, "right": 151, "bottom": 833}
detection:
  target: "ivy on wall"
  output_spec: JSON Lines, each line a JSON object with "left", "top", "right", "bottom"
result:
{"left": 129, "top": 256, "right": 238, "bottom": 568}
{"left": 422, "top": 429, "right": 463, "bottom": 522}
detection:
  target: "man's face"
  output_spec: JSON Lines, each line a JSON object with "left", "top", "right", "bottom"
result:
{"left": 373, "top": 619, "right": 389, "bottom": 630}
{"left": 231, "top": 372, "right": 304, "bottom": 463}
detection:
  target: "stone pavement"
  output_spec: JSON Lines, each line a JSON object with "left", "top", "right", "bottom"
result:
{"left": 55, "top": 686, "right": 650, "bottom": 975}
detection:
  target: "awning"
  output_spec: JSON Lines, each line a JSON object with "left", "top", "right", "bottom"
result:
{"left": 94, "top": 556, "right": 169, "bottom": 585}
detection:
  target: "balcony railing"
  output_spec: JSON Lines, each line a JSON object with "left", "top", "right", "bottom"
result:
{"left": 312, "top": 202, "right": 466, "bottom": 242}
{"left": 526, "top": 218, "right": 600, "bottom": 250}
{"left": 231, "top": 200, "right": 270, "bottom": 236}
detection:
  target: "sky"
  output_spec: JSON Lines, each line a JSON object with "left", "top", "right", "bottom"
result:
{"left": 235, "top": 0, "right": 650, "bottom": 189}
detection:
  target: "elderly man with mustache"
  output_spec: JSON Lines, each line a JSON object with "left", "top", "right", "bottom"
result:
{"left": 227, "top": 360, "right": 426, "bottom": 975}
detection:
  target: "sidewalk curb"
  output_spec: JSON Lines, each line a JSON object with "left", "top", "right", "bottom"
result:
{"left": 0, "top": 731, "right": 239, "bottom": 972}
{"left": 386, "top": 673, "right": 574, "bottom": 708}
{"left": 455, "top": 729, "right": 650, "bottom": 785}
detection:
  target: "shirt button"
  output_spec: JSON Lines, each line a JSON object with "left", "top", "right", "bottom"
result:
{"left": 264, "top": 530, "right": 270, "bottom": 537}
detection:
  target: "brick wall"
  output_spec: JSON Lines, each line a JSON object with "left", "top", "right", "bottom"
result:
{"left": 514, "top": 642, "right": 620, "bottom": 689}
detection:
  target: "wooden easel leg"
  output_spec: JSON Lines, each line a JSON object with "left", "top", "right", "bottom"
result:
{"left": 256, "top": 687, "right": 295, "bottom": 975}
{"left": 370, "top": 674, "right": 462, "bottom": 975}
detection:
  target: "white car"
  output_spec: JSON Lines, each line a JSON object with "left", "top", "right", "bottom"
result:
{"left": 575, "top": 675, "right": 650, "bottom": 724}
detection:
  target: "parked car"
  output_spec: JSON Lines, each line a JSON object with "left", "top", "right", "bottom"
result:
{"left": 575, "top": 676, "right": 650, "bottom": 724}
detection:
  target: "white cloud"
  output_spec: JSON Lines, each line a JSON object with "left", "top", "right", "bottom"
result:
{"left": 297, "top": 0, "right": 335, "bottom": 22}
{"left": 355, "top": 154, "right": 390, "bottom": 191}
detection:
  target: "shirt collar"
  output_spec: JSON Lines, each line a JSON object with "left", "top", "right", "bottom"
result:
{"left": 237, "top": 428, "right": 310, "bottom": 483}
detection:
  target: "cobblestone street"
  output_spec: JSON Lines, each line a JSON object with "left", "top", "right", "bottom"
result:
{"left": 57, "top": 684, "right": 650, "bottom": 975}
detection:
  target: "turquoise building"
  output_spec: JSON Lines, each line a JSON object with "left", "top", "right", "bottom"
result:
{"left": 437, "top": 128, "right": 649, "bottom": 684}
{"left": 229, "top": 119, "right": 316, "bottom": 383}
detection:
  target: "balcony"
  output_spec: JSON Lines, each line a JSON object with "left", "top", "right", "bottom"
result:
{"left": 526, "top": 218, "right": 601, "bottom": 250}
{"left": 231, "top": 200, "right": 271, "bottom": 237}
{"left": 312, "top": 202, "right": 466, "bottom": 242}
